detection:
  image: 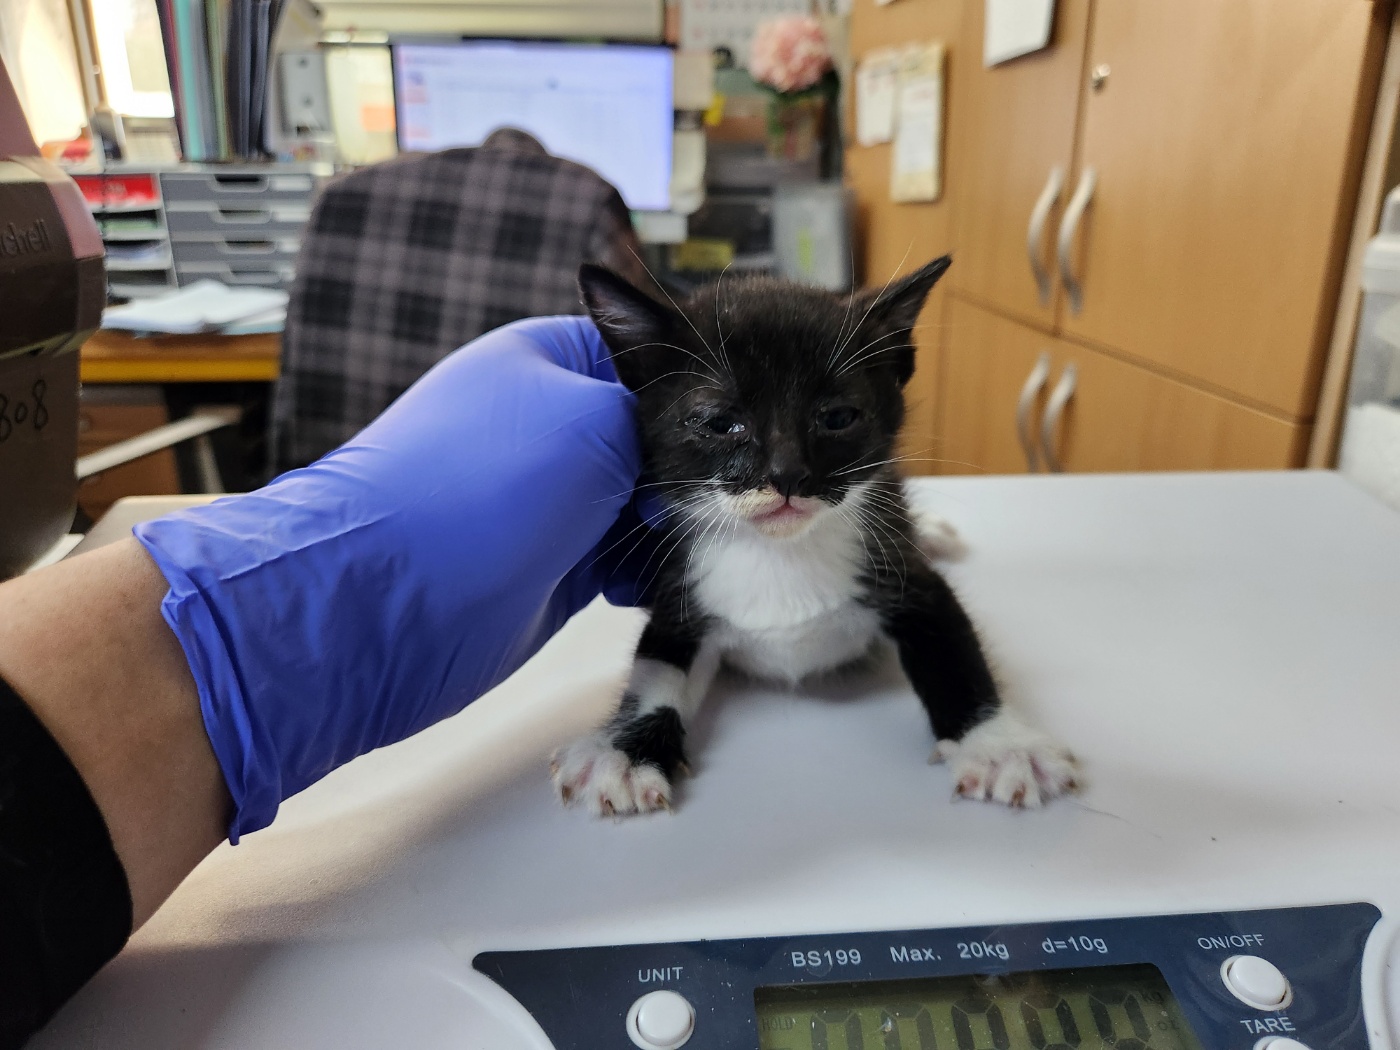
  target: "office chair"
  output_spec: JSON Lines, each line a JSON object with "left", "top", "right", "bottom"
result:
{"left": 269, "top": 129, "right": 651, "bottom": 476}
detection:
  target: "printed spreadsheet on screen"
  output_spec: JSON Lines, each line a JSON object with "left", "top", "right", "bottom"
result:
{"left": 392, "top": 41, "right": 675, "bottom": 212}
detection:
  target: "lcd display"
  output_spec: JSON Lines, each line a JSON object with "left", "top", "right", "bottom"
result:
{"left": 755, "top": 963, "right": 1205, "bottom": 1050}
{"left": 392, "top": 41, "right": 674, "bottom": 211}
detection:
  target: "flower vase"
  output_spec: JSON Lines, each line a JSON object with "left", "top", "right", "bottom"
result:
{"left": 767, "top": 94, "right": 825, "bottom": 163}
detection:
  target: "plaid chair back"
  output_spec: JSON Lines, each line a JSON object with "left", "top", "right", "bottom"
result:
{"left": 270, "top": 133, "right": 645, "bottom": 475}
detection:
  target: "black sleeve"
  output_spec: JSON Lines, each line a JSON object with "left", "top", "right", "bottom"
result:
{"left": 0, "top": 674, "right": 132, "bottom": 1049}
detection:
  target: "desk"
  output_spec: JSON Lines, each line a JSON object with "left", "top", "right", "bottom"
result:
{"left": 80, "top": 329, "right": 281, "bottom": 384}
{"left": 31, "top": 472, "right": 1400, "bottom": 1050}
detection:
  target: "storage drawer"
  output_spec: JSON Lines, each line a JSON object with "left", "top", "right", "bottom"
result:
{"left": 176, "top": 261, "right": 295, "bottom": 288}
{"left": 164, "top": 201, "right": 310, "bottom": 237}
{"left": 938, "top": 296, "right": 1306, "bottom": 474}
{"left": 77, "top": 394, "right": 181, "bottom": 522}
{"left": 170, "top": 236, "right": 299, "bottom": 266}
{"left": 75, "top": 173, "right": 161, "bottom": 211}
{"left": 159, "top": 170, "right": 317, "bottom": 204}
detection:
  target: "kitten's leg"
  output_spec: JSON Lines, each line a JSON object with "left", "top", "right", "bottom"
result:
{"left": 881, "top": 564, "right": 1077, "bottom": 808}
{"left": 552, "top": 618, "right": 720, "bottom": 818}
{"left": 912, "top": 509, "right": 968, "bottom": 562}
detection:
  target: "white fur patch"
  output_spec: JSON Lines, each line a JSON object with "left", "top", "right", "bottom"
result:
{"left": 686, "top": 490, "right": 882, "bottom": 683}
{"left": 931, "top": 712, "right": 1078, "bottom": 808}
{"left": 627, "top": 646, "right": 722, "bottom": 719}
{"left": 551, "top": 734, "right": 673, "bottom": 817}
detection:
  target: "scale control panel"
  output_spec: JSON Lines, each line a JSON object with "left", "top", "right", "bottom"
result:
{"left": 474, "top": 902, "right": 1380, "bottom": 1050}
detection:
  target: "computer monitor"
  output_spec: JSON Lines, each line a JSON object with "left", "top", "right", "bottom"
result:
{"left": 392, "top": 40, "right": 674, "bottom": 212}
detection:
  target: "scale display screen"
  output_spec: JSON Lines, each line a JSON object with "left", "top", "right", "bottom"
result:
{"left": 754, "top": 964, "right": 1205, "bottom": 1050}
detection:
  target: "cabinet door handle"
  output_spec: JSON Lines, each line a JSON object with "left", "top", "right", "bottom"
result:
{"left": 1039, "top": 363, "right": 1078, "bottom": 473}
{"left": 1026, "top": 167, "right": 1064, "bottom": 306}
{"left": 1015, "top": 351, "right": 1053, "bottom": 472}
{"left": 1056, "top": 167, "right": 1097, "bottom": 315}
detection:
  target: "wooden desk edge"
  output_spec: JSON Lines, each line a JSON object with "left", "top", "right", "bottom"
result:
{"left": 81, "top": 330, "right": 281, "bottom": 384}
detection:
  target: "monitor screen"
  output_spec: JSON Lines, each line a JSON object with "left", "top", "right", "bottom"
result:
{"left": 393, "top": 40, "right": 674, "bottom": 212}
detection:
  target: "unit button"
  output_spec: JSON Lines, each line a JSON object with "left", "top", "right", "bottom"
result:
{"left": 1221, "top": 955, "right": 1292, "bottom": 1010}
{"left": 1254, "top": 1040, "right": 1312, "bottom": 1050}
{"left": 627, "top": 990, "right": 695, "bottom": 1050}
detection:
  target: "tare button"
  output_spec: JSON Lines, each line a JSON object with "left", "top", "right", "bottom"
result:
{"left": 1221, "top": 955, "right": 1292, "bottom": 1010}
{"left": 627, "top": 990, "right": 695, "bottom": 1050}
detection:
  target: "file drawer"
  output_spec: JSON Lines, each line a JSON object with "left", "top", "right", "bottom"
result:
{"left": 159, "top": 170, "right": 317, "bottom": 204}
{"left": 176, "top": 261, "right": 296, "bottom": 287}
{"left": 165, "top": 201, "right": 310, "bottom": 237}
{"left": 170, "top": 236, "right": 299, "bottom": 266}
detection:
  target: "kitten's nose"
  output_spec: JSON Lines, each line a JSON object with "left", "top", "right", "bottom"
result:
{"left": 769, "top": 467, "right": 811, "bottom": 499}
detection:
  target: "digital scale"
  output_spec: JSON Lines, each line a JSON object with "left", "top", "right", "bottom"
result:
{"left": 32, "top": 473, "right": 1400, "bottom": 1050}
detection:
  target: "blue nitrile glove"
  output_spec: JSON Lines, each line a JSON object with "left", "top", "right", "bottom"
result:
{"left": 134, "top": 316, "right": 653, "bottom": 841}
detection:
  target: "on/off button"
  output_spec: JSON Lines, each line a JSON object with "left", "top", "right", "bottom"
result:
{"left": 1221, "top": 955, "right": 1292, "bottom": 1010}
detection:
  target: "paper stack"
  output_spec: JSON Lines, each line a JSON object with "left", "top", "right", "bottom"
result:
{"left": 102, "top": 280, "right": 287, "bottom": 335}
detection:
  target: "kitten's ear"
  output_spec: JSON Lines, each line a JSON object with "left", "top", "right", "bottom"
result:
{"left": 579, "top": 264, "right": 684, "bottom": 391}
{"left": 853, "top": 255, "right": 952, "bottom": 385}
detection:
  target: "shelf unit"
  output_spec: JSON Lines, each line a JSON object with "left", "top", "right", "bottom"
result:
{"left": 73, "top": 172, "right": 177, "bottom": 301}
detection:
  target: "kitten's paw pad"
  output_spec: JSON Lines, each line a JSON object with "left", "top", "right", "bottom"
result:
{"left": 550, "top": 735, "right": 673, "bottom": 818}
{"left": 914, "top": 511, "right": 969, "bottom": 562}
{"left": 932, "top": 715, "right": 1077, "bottom": 808}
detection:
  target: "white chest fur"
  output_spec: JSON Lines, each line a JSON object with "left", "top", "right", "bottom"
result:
{"left": 689, "top": 510, "right": 882, "bottom": 683}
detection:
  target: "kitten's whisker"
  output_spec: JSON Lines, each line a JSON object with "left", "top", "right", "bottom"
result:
{"left": 587, "top": 477, "right": 725, "bottom": 506}
{"left": 832, "top": 332, "right": 921, "bottom": 377}
{"left": 627, "top": 245, "right": 729, "bottom": 379}
{"left": 714, "top": 261, "right": 736, "bottom": 379}
{"left": 828, "top": 333, "right": 907, "bottom": 378}
{"left": 680, "top": 501, "right": 728, "bottom": 621}
{"left": 648, "top": 497, "right": 723, "bottom": 608}
{"left": 613, "top": 340, "right": 723, "bottom": 383}
{"left": 825, "top": 243, "right": 914, "bottom": 376}
{"left": 846, "top": 497, "right": 909, "bottom": 601}
{"left": 583, "top": 484, "right": 723, "bottom": 575}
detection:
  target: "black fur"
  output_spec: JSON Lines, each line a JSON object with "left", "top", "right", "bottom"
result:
{"left": 577, "top": 257, "right": 999, "bottom": 790}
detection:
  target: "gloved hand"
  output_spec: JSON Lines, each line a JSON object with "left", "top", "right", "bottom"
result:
{"left": 135, "top": 316, "right": 649, "bottom": 840}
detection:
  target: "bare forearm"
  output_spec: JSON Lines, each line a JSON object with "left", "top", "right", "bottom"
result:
{"left": 0, "top": 538, "right": 229, "bottom": 929}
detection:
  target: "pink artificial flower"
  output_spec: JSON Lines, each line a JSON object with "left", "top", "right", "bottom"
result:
{"left": 749, "top": 15, "right": 833, "bottom": 94}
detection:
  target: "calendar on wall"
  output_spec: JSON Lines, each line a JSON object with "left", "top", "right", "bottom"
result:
{"left": 679, "top": 0, "right": 814, "bottom": 66}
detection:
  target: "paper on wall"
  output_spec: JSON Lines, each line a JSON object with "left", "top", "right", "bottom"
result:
{"left": 984, "top": 0, "right": 1056, "bottom": 67}
{"left": 854, "top": 49, "right": 899, "bottom": 146}
{"left": 890, "top": 43, "right": 944, "bottom": 203}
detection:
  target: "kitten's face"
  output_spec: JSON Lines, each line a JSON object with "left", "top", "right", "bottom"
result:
{"left": 580, "top": 258, "right": 949, "bottom": 539}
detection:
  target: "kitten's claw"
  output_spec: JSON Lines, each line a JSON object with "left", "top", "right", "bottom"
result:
{"left": 551, "top": 733, "right": 674, "bottom": 818}
{"left": 934, "top": 713, "right": 1078, "bottom": 809}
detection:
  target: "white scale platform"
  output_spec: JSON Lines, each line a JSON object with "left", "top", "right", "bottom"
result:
{"left": 33, "top": 472, "right": 1400, "bottom": 1049}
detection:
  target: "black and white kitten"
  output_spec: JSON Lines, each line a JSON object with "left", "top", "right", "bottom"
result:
{"left": 552, "top": 257, "right": 1076, "bottom": 816}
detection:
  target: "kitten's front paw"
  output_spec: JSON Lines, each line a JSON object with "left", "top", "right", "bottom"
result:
{"left": 914, "top": 510, "right": 969, "bottom": 562}
{"left": 931, "top": 713, "right": 1078, "bottom": 808}
{"left": 550, "top": 734, "right": 673, "bottom": 818}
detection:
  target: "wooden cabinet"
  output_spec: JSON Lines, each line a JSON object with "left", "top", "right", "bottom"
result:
{"left": 947, "top": 0, "right": 1091, "bottom": 330}
{"left": 940, "top": 295, "right": 1307, "bottom": 475}
{"left": 1063, "top": 0, "right": 1384, "bottom": 417}
{"left": 846, "top": 0, "right": 966, "bottom": 473}
{"left": 77, "top": 393, "right": 181, "bottom": 522}
{"left": 939, "top": 294, "right": 1057, "bottom": 474}
{"left": 872, "top": 0, "right": 1392, "bottom": 473}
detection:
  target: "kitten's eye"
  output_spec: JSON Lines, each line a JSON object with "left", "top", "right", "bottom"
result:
{"left": 820, "top": 406, "right": 861, "bottom": 432}
{"left": 695, "top": 413, "right": 747, "bottom": 436}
